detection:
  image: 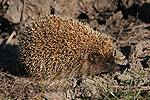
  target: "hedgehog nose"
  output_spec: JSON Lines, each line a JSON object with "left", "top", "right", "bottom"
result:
{"left": 104, "top": 59, "right": 120, "bottom": 74}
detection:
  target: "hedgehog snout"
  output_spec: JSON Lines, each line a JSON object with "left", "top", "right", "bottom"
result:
{"left": 103, "top": 57, "right": 119, "bottom": 74}
{"left": 84, "top": 52, "right": 118, "bottom": 74}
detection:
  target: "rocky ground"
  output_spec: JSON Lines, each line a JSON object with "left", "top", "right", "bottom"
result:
{"left": 0, "top": 0, "right": 150, "bottom": 99}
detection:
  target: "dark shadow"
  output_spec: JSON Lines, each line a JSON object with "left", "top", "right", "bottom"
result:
{"left": 120, "top": 46, "right": 131, "bottom": 59}
{"left": 140, "top": 56, "right": 150, "bottom": 68}
{"left": 0, "top": 16, "right": 14, "bottom": 34}
{"left": 138, "top": 3, "right": 150, "bottom": 23}
{"left": 50, "top": 6, "right": 55, "bottom": 15}
{"left": 77, "top": 12, "right": 89, "bottom": 19}
{"left": 0, "top": 43, "right": 28, "bottom": 76}
{"left": 118, "top": 64, "right": 130, "bottom": 73}
{"left": 0, "top": 15, "right": 28, "bottom": 76}
{"left": 122, "top": 3, "right": 140, "bottom": 19}
{"left": 118, "top": 2, "right": 150, "bottom": 23}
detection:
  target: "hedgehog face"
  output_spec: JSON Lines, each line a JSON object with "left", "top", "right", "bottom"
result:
{"left": 82, "top": 51, "right": 117, "bottom": 76}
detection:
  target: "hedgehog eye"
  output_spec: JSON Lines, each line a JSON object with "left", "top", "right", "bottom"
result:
{"left": 88, "top": 52, "right": 101, "bottom": 64}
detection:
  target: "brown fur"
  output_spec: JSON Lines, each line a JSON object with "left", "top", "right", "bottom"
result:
{"left": 19, "top": 15, "right": 116, "bottom": 80}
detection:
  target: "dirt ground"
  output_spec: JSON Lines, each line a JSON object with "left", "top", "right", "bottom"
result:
{"left": 0, "top": 0, "right": 150, "bottom": 99}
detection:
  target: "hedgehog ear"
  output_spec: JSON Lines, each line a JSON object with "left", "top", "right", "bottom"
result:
{"left": 85, "top": 52, "right": 101, "bottom": 64}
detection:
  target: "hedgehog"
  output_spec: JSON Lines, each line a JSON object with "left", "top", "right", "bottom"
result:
{"left": 18, "top": 15, "right": 117, "bottom": 81}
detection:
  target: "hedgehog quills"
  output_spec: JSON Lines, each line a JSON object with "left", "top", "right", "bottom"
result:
{"left": 19, "top": 15, "right": 116, "bottom": 80}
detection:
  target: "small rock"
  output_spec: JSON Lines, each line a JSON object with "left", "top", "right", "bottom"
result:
{"left": 6, "top": 0, "right": 23, "bottom": 23}
{"left": 114, "top": 50, "right": 128, "bottom": 65}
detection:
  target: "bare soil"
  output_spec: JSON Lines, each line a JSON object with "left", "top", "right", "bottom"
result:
{"left": 0, "top": 0, "right": 149, "bottom": 99}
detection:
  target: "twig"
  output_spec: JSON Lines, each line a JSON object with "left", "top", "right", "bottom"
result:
{"left": 2, "top": 31, "right": 16, "bottom": 50}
